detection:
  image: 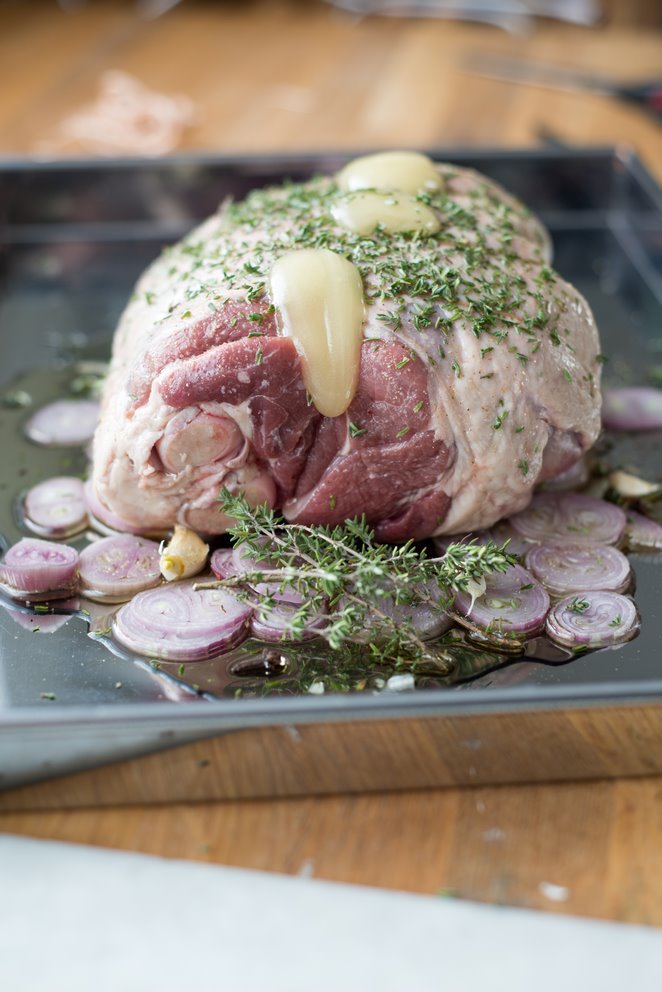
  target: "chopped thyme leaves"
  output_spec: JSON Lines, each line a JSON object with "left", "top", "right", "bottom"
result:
{"left": 349, "top": 421, "right": 366, "bottom": 438}
{"left": 492, "top": 407, "right": 509, "bottom": 430}
{"left": 608, "top": 614, "right": 622, "bottom": 627}
{"left": 396, "top": 426, "right": 410, "bottom": 438}
{"left": 412, "top": 400, "right": 424, "bottom": 413}
{"left": 451, "top": 360, "right": 462, "bottom": 378}
{"left": 568, "top": 597, "right": 590, "bottom": 614}
{"left": 181, "top": 310, "right": 192, "bottom": 319}
{"left": 549, "top": 328, "right": 561, "bottom": 346}
{"left": 329, "top": 495, "right": 337, "bottom": 510}
{"left": 562, "top": 368, "right": 573, "bottom": 383}
{"left": 395, "top": 356, "right": 411, "bottom": 369}
{"left": 254, "top": 348, "right": 263, "bottom": 365}
{"left": 518, "top": 459, "right": 529, "bottom": 476}
{"left": 480, "top": 346, "right": 494, "bottom": 359}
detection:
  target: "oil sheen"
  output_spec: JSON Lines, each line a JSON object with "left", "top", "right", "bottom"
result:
{"left": 336, "top": 150, "right": 442, "bottom": 195}
{"left": 270, "top": 248, "right": 365, "bottom": 418}
{"left": 332, "top": 190, "right": 440, "bottom": 236}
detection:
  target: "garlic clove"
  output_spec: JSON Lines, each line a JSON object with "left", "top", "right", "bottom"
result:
{"left": 159, "top": 525, "right": 209, "bottom": 581}
{"left": 608, "top": 470, "right": 660, "bottom": 499}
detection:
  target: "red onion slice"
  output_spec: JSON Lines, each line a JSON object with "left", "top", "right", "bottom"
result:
{"left": 232, "top": 539, "right": 277, "bottom": 576}
{"left": 252, "top": 590, "right": 327, "bottom": 642}
{"left": 23, "top": 476, "right": 88, "bottom": 539}
{"left": 508, "top": 493, "right": 626, "bottom": 547}
{"left": 624, "top": 510, "right": 662, "bottom": 552}
{"left": 524, "top": 544, "right": 632, "bottom": 597}
{"left": 369, "top": 578, "right": 454, "bottom": 641}
{"left": 546, "top": 592, "right": 640, "bottom": 648}
{"left": 0, "top": 538, "right": 79, "bottom": 599}
{"left": 454, "top": 563, "right": 550, "bottom": 639}
{"left": 25, "top": 399, "right": 100, "bottom": 447}
{"left": 602, "top": 387, "right": 662, "bottom": 431}
{"left": 79, "top": 535, "right": 162, "bottom": 603}
{"left": 210, "top": 548, "right": 237, "bottom": 580}
{"left": 113, "top": 580, "right": 251, "bottom": 661}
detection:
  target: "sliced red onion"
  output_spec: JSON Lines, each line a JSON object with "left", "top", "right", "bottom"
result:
{"left": 453, "top": 563, "right": 550, "bottom": 640}
{"left": 25, "top": 399, "right": 100, "bottom": 446}
{"left": 602, "top": 387, "right": 662, "bottom": 431}
{"left": 508, "top": 493, "right": 626, "bottom": 547}
{"left": 210, "top": 548, "right": 237, "bottom": 580}
{"left": 84, "top": 479, "right": 149, "bottom": 536}
{"left": 23, "top": 476, "right": 88, "bottom": 539}
{"left": 79, "top": 535, "right": 162, "bottom": 603}
{"left": 546, "top": 592, "right": 640, "bottom": 648}
{"left": 524, "top": 543, "right": 632, "bottom": 597}
{"left": 252, "top": 585, "right": 327, "bottom": 642}
{"left": 232, "top": 539, "right": 277, "bottom": 576}
{"left": 0, "top": 538, "right": 79, "bottom": 599}
{"left": 369, "top": 578, "right": 454, "bottom": 641}
{"left": 113, "top": 579, "right": 251, "bottom": 661}
{"left": 624, "top": 509, "right": 662, "bottom": 552}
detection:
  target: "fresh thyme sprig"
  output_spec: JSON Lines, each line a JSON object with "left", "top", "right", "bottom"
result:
{"left": 199, "top": 490, "right": 516, "bottom": 664}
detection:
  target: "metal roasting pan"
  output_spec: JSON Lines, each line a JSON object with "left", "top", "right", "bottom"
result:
{"left": 1, "top": 147, "right": 661, "bottom": 810}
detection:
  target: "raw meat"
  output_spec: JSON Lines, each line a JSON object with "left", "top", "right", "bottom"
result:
{"left": 92, "top": 161, "right": 602, "bottom": 540}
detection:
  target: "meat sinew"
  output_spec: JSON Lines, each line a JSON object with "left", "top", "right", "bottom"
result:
{"left": 92, "top": 152, "right": 602, "bottom": 541}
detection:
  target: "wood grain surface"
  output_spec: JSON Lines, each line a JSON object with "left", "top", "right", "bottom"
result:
{"left": 1, "top": 0, "right": 662, "bottom": 925}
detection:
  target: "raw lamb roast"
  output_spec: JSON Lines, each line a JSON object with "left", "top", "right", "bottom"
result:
{"left": 91, "top": 152, "right": 602, "bottom": 541}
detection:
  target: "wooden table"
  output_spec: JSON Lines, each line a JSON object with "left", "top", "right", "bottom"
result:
{"left": 1, "top": 0, "right": 662, "bottom": 925}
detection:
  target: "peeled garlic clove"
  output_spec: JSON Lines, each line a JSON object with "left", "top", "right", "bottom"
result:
{"left": 608, "top": 470, "right": 660, "bottom": 499}
{"left": 159, "top": 525, "right": 209, "bottom": 581}
{"left": 466, "top": 575, "right": 486, "bottom": 612}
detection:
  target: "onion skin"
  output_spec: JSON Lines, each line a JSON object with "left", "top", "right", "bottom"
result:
{"left": 508, "top": 493, "right": 626, "bottom": 548}
{"left": 113, "top": 579, "right": 251, "bottom": 661}
{"left": 546, "top": 592, "right": 640, "bottom": 649}
{"left": 23, "top": 476, "right": 88, "bottom": 539}
{"left": 0, "top": 538, "right": 79, "bottom": 599}
{"left": 602, "top": 387, "right": 662, "bottom": 431}
{"left": 25, "top": 399, "right": 100, "bottom": 447}
{"left": 79, "top": 535, "right": 162, "bottom": 603}
{"left": 524, "top": 544, "right": 632, "bottom": 598}
{"left": 453, "top": 563, "right": 550, "bottom": 640}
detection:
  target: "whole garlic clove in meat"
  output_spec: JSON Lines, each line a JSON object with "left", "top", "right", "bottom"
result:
{"left": 159, "top": 525, "right": 209, "bottom": 581}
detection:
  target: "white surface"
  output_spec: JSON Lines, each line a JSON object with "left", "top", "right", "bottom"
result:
{"left": 1, "top": 834, "right": 661, "bottom": 992}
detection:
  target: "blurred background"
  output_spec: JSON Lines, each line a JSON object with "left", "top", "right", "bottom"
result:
{"left": 0, "top": 0, "right": 660, "bottom": 176}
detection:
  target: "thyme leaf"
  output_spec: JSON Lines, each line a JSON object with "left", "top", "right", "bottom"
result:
{"left": 205, "top": 490, "right": 516, "bottom": 664}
